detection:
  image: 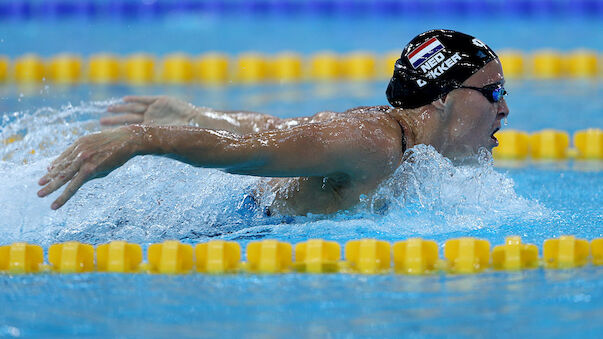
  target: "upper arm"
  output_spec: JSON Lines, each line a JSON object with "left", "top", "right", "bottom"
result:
{"left": 223, "top": 114, "right": 403, "bottom": 180}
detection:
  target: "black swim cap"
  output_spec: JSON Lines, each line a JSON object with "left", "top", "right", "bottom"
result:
{"left": 386, "top": 29, "right": 498, "bottom": 109}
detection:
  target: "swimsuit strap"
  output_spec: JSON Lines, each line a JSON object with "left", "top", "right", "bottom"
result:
{"left": 399, "top": 121, "right": 406, "bottom": 153}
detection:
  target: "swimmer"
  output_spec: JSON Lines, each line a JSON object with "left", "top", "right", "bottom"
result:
{"left": 37, "top": 29, "right": 509, "bottom": 215}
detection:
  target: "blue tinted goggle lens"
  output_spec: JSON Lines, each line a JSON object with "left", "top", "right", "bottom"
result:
{"left": 491, "top": 86, "right": 507, "bottom": 102}
{"left": 458, "top": 84, "right": 508, "bottom": 103}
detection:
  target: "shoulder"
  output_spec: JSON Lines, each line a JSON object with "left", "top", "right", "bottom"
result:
{"left": 300, "top": 106, "right": 403, "bottom": 163}
{"left": 343, "top": 107, "right": 403, "bottom": 140}
{"left": 322, "top": 109, "right": 403, "bottom": 177}
{"left": 309, "top": 106, "right": 402, "bottom": 152}
{"left": 352, "top": 111, "right": 404, "bottom": 159}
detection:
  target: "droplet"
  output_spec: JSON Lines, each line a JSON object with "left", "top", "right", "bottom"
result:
{"left": 504, "top": 117, "right": 508, "bottom": 126}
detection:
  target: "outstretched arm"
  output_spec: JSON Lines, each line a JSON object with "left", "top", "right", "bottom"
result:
{"left": 102, "top": 95, "right": 310, "bottom": 135}
{"left": 38, "top": 115, "right": 402, "bottom": 209}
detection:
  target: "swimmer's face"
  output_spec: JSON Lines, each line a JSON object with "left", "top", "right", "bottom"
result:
{"left": 439, "top": 59, "right": 510, "bottom": 159}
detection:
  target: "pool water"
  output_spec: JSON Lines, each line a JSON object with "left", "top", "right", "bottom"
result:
{"left": 1, "top": 12, "right": 603, "bottom": 338}
{"left": 1, "top": 79, "right": 601, "bottom": 337}
{"left": 2, "top": 268, "right": 602, "bottom": 337}
{"left": 2, "top": 14, "right": 603, "bottom": 55}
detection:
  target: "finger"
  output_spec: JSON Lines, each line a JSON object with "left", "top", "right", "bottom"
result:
{"left": 40, "top": 159, "right": 71, "bottom": 185}
{"left": 38, "top": 160, "right": 80, "bottom": 197}
{"left": 40, "top": 149, "right": 80, "bottom": 187}
{"left": 123, "top": 95, "right": 160, "bottom": 105}
{"left": 51, "top": 170, "right": 90, "bottom": 210}
{"left": 48, "top": 143, "right": 81, "bottom": 171}
{"left": 100, "top": 114, "right": 144, "bottom": 126}
{"left": 39, "top": 146, "right": 79, "bottom": 185}
{"left": 107, "top": 103, "right": 147, "bottom": 114}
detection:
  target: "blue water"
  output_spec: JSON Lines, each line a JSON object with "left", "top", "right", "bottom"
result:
{"left": 1, "top": 15, "right": 603, "bottom": 56}
{"left": 1, "top": 11, "right": 603, "bottom": 339}
{"left": 2, "top": 269, "right": 602, "bottom": 337}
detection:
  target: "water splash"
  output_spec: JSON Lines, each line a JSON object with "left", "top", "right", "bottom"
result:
{"left": 362, "top": 145, "right": 550, "bottom": 236}
{"left": 1, "top": 100, "right": 118, "bottom": 164}
{"left": 0, "top": 101, "right": 550, "bottom": 245}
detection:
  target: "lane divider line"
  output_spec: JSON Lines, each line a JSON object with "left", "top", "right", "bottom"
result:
{"left": 1, "top": 0, "right": 602, "bottom": 19}
{"left": 1, "top": 236, "right": 602, "bottom": 275}
{"left": 0, "top": 50, "right": 601, "bottom": 85}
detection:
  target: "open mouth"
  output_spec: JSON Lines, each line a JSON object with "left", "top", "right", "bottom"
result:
{"left": 490, "top": 127, "right": 500, "bottom": 144}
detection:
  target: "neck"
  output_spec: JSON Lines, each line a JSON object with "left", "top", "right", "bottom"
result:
{"left": 388, "top": 106, "right": 439, "bottom": 150}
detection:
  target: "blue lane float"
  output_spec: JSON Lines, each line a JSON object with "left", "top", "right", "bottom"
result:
{"left": 37, "top": 1, "right": 98, "bottom": 18}
{"left": 0, "top": 0, "right": 602, "bottom": 20}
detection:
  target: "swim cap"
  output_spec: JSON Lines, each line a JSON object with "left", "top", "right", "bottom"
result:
{"left": 386, "top": 29, "right": 498, "bottom": 109}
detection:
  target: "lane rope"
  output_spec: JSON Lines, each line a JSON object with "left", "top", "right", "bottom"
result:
{"left": 1, "top": 236, "right": 602, "bottom": 274}
{"left": 1, "top": 0, "right": 602, "bottom": 19}
{"left": 0, "top": 50, "right": 601, "bottom": 85}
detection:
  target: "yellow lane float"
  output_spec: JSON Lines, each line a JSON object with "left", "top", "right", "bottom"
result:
{"left": 48, "top": 241, "right": 95, "bottom": 273}
{"left": 48, "top": 54, "right": 82, "bottom": 84}
{"left": 194, "top": 52, "right": 230, "bottom": 84}
{"left": 591, "top": 238, "right": 603, "bottom": 266}
{"left": 498, "top": 50, "right": 524, "bottom": 79}
{"left": 392, "top": 238, "right": 439, "bottom": 274}
{"left": 0, "top": 243, "right": 44, "bottom": 274}
{"left": 270, "top": 52, "right": 303, "bottom": 83}
{"left": 124, "top": 53, "right": 155, "bottom": 85}
{"left": 382, "top": 51, "right": 400, "bottom": 79}
{"left": 245, "top": 240, "right": 292, "bottom": 273}
{"left": 309, "top": 52, "right": 341, "bottom": 81}
{"left": 492, "top": 236, "right": 538, "bottom": 271}
{"left": 543, "top": 235, "right": 589, "bottom": 269}
{"left": 147, "top": 240, "right": 193, "bottom": 274}
{"left": 195, "top": 240, "right": 241, "bottom": 273}
{"left": 444, "top": 237, "right": 490, "bottom": 274}
{"left": 342, "top": 52, "right": 376, "bottom": 81}
{"left": 574, "top": 128, "right": 603, "bottom": 159}
{"left": 293, "top": 239, "right": 341, "bottom": 273}
{"left": 565, "top": 50, "right": 599, "bottom": 78}
{"left": 531, "top": 50, "right": 563, "bottom": 79}
{"left": 345, "top": 239, "right": 391, "bottom": 274}
{"left": 96, "top": 241, "right": 142, "bottom": 273}
{"left": 530, "top": 129, "right": 570, "bottom": 159}
{"left": 492, "top": 130, "right": 530, "bottom": 159}
{"left": 0, "top": 56, "right": 8, "bottom": 82}
{"left": 88, "top": 54, "right": 121, "bottom": 84}
{"left": 236, "top": 53, "right": 269, "bottom": 84}
{"left": 15, "top": 54, "right": 45, "bottom": 83}
{"left": 161, "top": 53, "right": 194, "bottom": 84}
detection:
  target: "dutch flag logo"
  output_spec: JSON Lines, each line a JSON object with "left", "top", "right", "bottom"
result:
{"left": 407, "top": 38, "right": 445, "bottom": 69}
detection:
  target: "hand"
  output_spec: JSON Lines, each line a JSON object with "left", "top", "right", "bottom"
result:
{"left": 101, "top": 96, "right": 197, "bottom": 126}
{"left": 37, "top": 126, "right": 143, "bottom": 210}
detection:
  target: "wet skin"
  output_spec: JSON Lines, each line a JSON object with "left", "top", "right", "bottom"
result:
{"left": 38, "top": 60, "right": 509, "bottom": 215}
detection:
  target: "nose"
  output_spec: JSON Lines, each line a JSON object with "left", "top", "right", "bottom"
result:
{"left": 496, "top": 97, "right": 509, "bottom": 120}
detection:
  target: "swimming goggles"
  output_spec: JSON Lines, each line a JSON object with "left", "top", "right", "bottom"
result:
{"left": 457, "top": 83, "right": 508, "bottom": 103}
